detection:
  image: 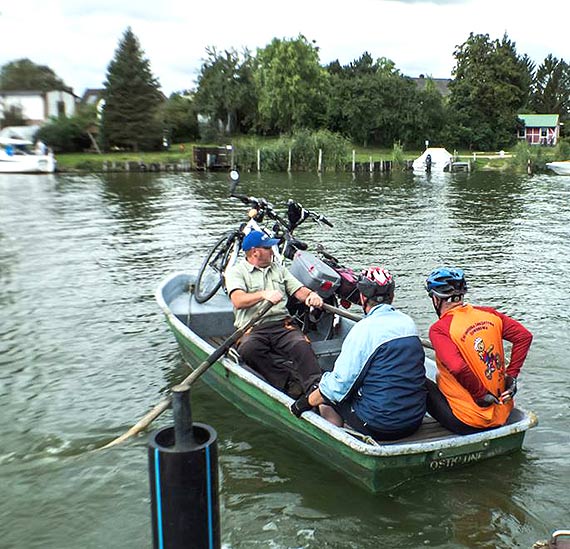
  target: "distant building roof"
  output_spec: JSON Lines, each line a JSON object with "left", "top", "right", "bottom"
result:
{"left": 411, "top": 75, "right": 451, "bottom": 97}
{"left": 81, "top": 88, "right": 105, "bottom": 105}
{"left": 518, "top": 114, "right": 560, "bottom": 127}
{"left": 0, "top": 89, "right": 79, "bottom": 98}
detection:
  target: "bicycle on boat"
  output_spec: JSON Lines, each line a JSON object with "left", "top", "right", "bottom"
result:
{"left": 194, "top": 170, "right": 333, "bottom": 304}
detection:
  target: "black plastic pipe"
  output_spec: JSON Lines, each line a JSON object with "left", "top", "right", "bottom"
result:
{"left": 148, "top": 386, "right": 220, "bottom": 548}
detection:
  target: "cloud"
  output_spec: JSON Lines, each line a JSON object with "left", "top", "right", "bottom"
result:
{"left": 389, "top": 0, "right": 469, "bottom": 3}
{"left": 1, "top": 0, "right": 568, "bottom": 97}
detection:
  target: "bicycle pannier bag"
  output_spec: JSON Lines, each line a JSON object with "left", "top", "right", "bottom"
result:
{"left": 289, "top": 251, "right": 341, "bottom": 298}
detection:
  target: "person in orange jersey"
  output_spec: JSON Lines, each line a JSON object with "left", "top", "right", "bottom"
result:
{"left": 424, "top": 268, "right": 532, "bottom": 434}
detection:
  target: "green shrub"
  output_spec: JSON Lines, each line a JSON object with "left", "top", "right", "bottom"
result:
{"left": 510, "top": 141, "right": 546, "bottom": 171}
{"left": 37, "top": 116, "right": 91, "bottom": 153}
{"left": 554, "top": 139, "right": 570, "bottom": 161}
{"left": 392, "top": 142, "right": 404, "bottom": 167}
{"left": 232, "top": 130, "right": 349, "bottom": 172}
{"left": 233, "top": 137, "right": 261, "bottom": 171}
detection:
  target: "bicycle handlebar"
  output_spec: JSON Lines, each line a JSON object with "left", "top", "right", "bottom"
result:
{"left": 300, "top": 207, "right": 334, "bottom": 228}
{"left": 315, "top": 213, "right": 333, "bottom": 227}
{"left": 231, "top": 193, "right": 332, "bottom": 232}
{"left": 231, "top": 193, "right": 289, "bottom": 230}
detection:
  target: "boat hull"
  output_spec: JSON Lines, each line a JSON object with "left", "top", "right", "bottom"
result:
{"left": 546, "top": 161, "right": 570, "bottom": 175}
{"left": 158, "top": 272, "right": 538, "bottom": 492}
{"left": 0, "top": 154, "right": 56, "bottom": 173}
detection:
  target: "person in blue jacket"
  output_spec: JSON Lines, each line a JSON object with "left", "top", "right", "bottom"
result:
{"left": 291, "top": 266, "right": 427, "bottom": 440}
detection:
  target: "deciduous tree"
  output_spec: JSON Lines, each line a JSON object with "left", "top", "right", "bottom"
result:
{"left": 255, "top": 35, "right": 328, "bottom": 134}
{"left": 326, "top": 53, "right": 429, "bottom": 148}
{"left": 0, "top": 58, "right": 69, "bottom": 91}
{"left": 194, "top": 47, "right": 257, "bottom": 137}
{"left": 446, "top": 32, "right": 531, "bottom": 150}
{"left": 160, "top": 91, "right": 200, "bottom": 143}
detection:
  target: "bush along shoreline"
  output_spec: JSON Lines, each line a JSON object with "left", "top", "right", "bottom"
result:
{"left": 54, "top": 133, "right": 570, "bottom": 174}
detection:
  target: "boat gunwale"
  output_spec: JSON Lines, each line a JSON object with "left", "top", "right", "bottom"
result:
{"left": 156, "top": 271, "right": 538, "bottom": 459}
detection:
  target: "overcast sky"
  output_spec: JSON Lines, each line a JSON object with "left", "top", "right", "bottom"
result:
{"left": 1, "top": 0, "right": 568, "bottom": 98}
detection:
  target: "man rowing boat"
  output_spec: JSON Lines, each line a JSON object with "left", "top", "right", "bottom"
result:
{"left": 225, "top": 230, "right": 326, "bottom": 398}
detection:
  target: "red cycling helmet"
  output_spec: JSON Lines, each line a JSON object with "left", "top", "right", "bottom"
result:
{"left": 357, "top": 267, "right": 395, "bottom": 302}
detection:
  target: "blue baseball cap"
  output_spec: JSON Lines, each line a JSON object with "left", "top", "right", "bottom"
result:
{"left": 242, "top": 230, "right": 280, "bottom": 252}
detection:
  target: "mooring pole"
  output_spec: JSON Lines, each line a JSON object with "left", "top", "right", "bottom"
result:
{"left": 148, "top": 385, "right": 220, "bottom": 548}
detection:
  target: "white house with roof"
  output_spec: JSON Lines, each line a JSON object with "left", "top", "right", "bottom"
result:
{"left": 517, "top": 114, "right": 560, "bottom": 146}
{"left": 0, "top": 89, "right": 77, "bottom": 125}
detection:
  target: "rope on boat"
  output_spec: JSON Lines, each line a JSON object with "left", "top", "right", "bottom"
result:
{"left": 341, "top": 426, "right": 381, "bottom": 446}
{"left": 227, "top": 347, "right": 241, "bottom": 365}
{"left": 186, "top": 283, "right": 195, "bottom": 327}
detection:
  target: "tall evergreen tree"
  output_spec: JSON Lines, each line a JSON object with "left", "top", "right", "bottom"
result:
{"left": 530, "top": 54, "right": 570, "bottom": 120}
{"left": 101, "top": 28, "right": 163, "bottom": 151}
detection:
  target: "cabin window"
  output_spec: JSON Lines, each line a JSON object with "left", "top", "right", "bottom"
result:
{"left": 57, "top": 100, "right": 65, "bottom": 117}
{"left": 518, "top": 128, "right": 526, "bottom": 138}
{"left": 541, "top": 128, "right": 547, "bottom": 137}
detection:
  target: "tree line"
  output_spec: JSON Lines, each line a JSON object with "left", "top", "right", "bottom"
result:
{"left": 2, "top": 28, "right": 569, "bottom": 153}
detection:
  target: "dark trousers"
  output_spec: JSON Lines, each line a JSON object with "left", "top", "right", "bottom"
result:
{"left": 334, "top": 400, "right": 423, "bottom": 441}
{"left": 426, "top": 379, "right": 490, "bottom": 435}
{"left": 237, "top": 319, "right": 322, "bottom": 396}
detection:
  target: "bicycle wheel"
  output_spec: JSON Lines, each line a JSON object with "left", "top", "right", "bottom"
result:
{"left": 194, "top": 233, "right": 239, "bottom": 303}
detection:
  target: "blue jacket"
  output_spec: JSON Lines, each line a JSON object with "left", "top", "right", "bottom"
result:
{"left": 319, "top": 304, "right": 427, "bottom": 432}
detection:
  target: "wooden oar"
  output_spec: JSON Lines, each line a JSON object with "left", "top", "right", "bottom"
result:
{"left": 321, "top": 302, "right": 434, "bottom": 350}
{"left": 100, "top": 299, "right": 274, "bottom": 450}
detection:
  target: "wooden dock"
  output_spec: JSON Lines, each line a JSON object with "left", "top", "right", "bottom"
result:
{"left": 449, "top": 160, "right": 471, "bottom": 172}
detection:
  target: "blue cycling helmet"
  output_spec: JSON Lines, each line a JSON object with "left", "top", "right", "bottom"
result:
{"left": 425, "top": 267, "right": 467, "bottom": 299}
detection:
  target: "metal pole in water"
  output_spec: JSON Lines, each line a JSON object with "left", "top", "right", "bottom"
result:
{"left": 148, "top": 385, "right": 220, "bottom": 548}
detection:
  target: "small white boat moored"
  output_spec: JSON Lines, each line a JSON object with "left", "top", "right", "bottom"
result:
{"left": 0, "top": 137, "right": 56, "bottom": 174}
{"left": 546, "top": 161, "right": 570, "bottom": 175}
{"left": 413, "top": 147, "right": 453, "bottom": 173}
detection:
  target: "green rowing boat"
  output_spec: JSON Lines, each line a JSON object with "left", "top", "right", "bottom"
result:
{"left": 156, "top": 272, "right": 538, "bottom": 492}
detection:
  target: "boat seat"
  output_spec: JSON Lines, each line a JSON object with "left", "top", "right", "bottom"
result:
{"left": 186, "top": 292, "right": 236, "bottom": 338}
{"left": 310, "top": 338, "right": 343, "bottom": 357}
{"left": 311, "top": 339, "right": 343, "bottom": 372}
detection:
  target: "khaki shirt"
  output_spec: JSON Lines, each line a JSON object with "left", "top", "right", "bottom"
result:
{"left": 225, "top": 259, "right": 304, "bottom": 328}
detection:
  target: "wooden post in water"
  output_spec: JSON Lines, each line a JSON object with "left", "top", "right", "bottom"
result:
{"left": 257, "top": 149, "right": 261, "bottom": 172}
{"left": 352, "top": 150, "right": 356, "bottom": 173}
{"left": 318, "top": 149, "right": 323, "bottom": 173}
{"left": 369, "top": 156, "right": 373, "bottom": 173}
{"left": 288, "top": 149, "right": 292, "bottom": 173}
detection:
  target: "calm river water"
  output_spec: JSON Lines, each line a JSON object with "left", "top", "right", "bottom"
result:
{"left": 1, "top": 169, "right": 569, "bottom": 548}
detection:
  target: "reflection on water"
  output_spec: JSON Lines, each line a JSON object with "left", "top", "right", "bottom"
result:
{"left": 0, "top": 170, "right": 569, "bottom": 548}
